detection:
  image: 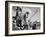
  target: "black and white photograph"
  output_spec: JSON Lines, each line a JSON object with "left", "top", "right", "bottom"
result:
{"left": 12, "top": 6, "right": 40, "bottom": 30}
{"left": 5, "top": 1, "right": 45, "bottom": 36}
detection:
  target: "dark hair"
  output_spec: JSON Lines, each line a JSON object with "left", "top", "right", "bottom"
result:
{"left": 16, "top": 7, "right": 22, "bottom": 12}
{"left": 26, "top": 12, "right": 29, "bottom": 14}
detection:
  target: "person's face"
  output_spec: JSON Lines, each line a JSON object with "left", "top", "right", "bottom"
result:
{"left": 26, "top": 12, "right": 29, "bottom": 18}
{"left": 26, "top": 14, "right": 29, "bottom": 18}
{"left": 18, "top": 11, "right": 21, "bottom": 16}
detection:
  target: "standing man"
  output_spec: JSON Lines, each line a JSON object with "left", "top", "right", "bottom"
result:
{"left": 16, "top": 7, "right": 23, "bottom": 30}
